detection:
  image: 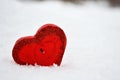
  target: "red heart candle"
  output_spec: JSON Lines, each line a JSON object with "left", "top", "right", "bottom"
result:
{"left": 12, "top": 24, "right": 67, "bottom": 66}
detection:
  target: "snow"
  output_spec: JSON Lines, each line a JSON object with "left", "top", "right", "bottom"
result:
{"left": 0, "top": 0, "right": 120, "bottom": 80}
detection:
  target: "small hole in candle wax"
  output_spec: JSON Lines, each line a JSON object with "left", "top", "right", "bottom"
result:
{"left": 40, "top": 48, "right": 45, "bottom": 54}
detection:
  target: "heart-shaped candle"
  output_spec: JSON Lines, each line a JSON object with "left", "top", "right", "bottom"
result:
{"left": 12, "top": 24, "right": 67, "bottom": 66}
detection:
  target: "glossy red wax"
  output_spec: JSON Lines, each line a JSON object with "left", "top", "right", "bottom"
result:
{"left": 12, "top": 24, "right": 67, "bottom": 66}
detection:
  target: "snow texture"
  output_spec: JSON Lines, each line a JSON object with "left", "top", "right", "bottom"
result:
{"left": 0, "top": 0, "right": 120, "bottom": 80}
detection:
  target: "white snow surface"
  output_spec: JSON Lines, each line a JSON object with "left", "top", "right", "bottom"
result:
{"left": 0, "top": 0, "right": 120, "bottom": 80}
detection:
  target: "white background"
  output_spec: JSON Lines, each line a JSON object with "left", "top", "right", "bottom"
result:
{"left": 0, "top": 0, "right": 120, "bottom": 80}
